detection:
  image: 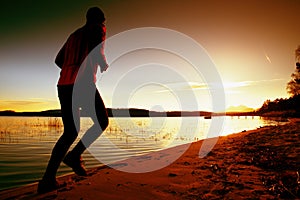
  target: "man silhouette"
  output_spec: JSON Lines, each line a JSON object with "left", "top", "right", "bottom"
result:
{"left": 38, "top": 7, "right": 109, "bottom": 194}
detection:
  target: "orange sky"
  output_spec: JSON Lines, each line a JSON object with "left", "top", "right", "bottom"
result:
{"left": 0, "top": 0, "right": 299, "bottom": 112}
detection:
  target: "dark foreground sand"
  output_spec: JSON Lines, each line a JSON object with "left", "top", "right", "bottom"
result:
{"left": 1, "top": 119, "right": 299, "bottom": 200}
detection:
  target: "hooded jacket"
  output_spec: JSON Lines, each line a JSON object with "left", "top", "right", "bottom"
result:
{"left": 55, "top": 23, "right": 108, "bottom": 85}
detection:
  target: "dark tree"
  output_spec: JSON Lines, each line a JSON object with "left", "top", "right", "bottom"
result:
{"left": 286, "top": 45, "right": 300, "bottom": 97}
{"left": 296, "top": 45, "right": 300, "bottom": 61}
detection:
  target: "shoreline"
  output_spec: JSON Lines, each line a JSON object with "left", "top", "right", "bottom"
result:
{"left": 0, "top": 120, "right": 299, "bottom": 199}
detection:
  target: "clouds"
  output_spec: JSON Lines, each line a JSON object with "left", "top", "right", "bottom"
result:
{"left": 224, "top": 79, "right": 284, "bottom": 89}
{"left": 152, "top": 82, "right": 206, "bottom": 93}
{"left": 153, "top": 79, "right": 284, "bottom": 94}
{"left": 1, "top": 100, "right": 45, "bottom": 106}
{"left": 149, "top": 79, "right": 286, "bottom": 110}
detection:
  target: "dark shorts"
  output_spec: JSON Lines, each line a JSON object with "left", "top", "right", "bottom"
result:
{"left": 57, "top": 84, "right": 108, "bottom": 133}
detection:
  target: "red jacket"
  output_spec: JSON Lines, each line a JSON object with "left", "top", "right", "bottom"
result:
{"left": 55, "top": 23, "right": 108, "bottom": 85}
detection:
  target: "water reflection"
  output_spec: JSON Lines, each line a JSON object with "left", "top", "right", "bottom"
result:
{"left": 0, "top": 116, "right": 286, "bottom": 144}
{"left": 0, "top": 117, "right": 63, "bottom": 144}
{"left": 0, "top": 116, "right": 287, "bottom": 190}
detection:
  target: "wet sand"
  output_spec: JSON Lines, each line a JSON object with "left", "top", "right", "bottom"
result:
{"left": 1, "top": 119, "right": 299, "bottom": 200}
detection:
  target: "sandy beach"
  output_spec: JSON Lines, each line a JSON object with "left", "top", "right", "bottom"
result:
{"left": 1, "top": 119, "right": 299, "bottom": 200}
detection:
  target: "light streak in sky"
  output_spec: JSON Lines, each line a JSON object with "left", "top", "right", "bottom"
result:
{"left": 264, "top": 50, "right": 272, "bottom": 64}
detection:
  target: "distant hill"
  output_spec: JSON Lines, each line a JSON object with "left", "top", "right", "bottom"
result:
{"left": 0, "top": 109, "right": 61, "bottom": 117}
{"left": 0, "top": 108, "right": 212, "bottom": 117}
{"left": 226, "top": 105, "right": 254, "bottom": 113}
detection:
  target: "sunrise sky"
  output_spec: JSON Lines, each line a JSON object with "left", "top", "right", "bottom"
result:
{"left": 0, "top": 0, "right": 299, "bottom": 112}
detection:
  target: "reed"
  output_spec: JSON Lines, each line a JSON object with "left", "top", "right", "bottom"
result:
{"left": 47, "top": 117, "right": 63, "bottom": 127}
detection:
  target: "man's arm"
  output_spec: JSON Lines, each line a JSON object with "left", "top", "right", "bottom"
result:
{"left": 90, "top": 25, "right": 109, "bottom": 72}
{"left": 99, "top": 26, "right": 109, "bottom": 73}
{"left": 99, "top": 41, "right": 109, "bottom": 73}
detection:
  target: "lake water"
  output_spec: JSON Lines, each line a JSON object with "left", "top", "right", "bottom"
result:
{"left": 0, "top": 116, "right": 286, "bottom": 191}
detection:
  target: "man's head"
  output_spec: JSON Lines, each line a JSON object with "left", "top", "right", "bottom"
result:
{"left": 86, "top": 7, "right": 105, "bottom": 24}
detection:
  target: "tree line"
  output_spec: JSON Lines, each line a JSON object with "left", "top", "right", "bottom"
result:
{"left": 258, "top": 45, "right": 300, "bottom": 117}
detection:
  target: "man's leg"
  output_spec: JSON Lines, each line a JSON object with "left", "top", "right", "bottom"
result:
{"left": 40, "top": 85, "right": 80, "bottom": 182}
{"left": 67, "top": 87, "right": 108, "bottom": 159}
